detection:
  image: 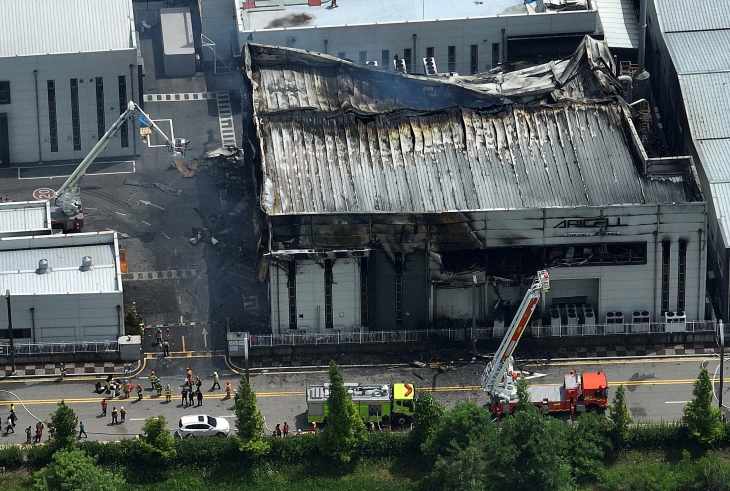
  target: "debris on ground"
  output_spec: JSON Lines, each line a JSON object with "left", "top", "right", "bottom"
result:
{"left": 123, "top": 178, "right": 182, "bottom": 196}
{"left": 171, "top": 159, "right": 198, "bottom": 178}
{"left": 412, "top": 360, "right": 427, "bottom": 368}
{"left": 189, "top": 227, "right": 203, "bottom": 246}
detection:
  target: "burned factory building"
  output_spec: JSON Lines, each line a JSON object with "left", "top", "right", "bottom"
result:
{"left": 245, "top": 36, "right": 707, "bottom": 335}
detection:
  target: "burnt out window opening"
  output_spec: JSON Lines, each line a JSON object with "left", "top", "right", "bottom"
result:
{"left": 95, "top": 78, "right": 104, "bottom": 141}
{"left": 548, "top": 243, "right": 647, "bottom": 267}
{"left": 324, "top": 259, "right": 334, "bottom": 328}
{"left": 70, "top": 79, "right": 81, "bottom": 151}
{"left": 117, "top": 76, "right": 129, "bottom": 147}
{"left": 426, "top": 46, "right": 434, "bottom": 58}
{"left": 0, "top": 81, "right": 10, "bottom": 104}
{"left": 677, "top": 240, "right": 687, "bottom": 312}
{"left": 47, "top": 80, "right": 58, "bottom": 152}
{"left": 470, "top": 44, "right": 478, "bottom": 74}
{"left": 381, "top": 50, "right": 390, "bottom": 69}
{"left": 403, "top": 48, "right": 412, "bottom": 73}
{"left": 287, "top": 262, "right": 297, "bottom": 329}
{"left": 395, "top": 253, "right": 404, "bottom": 326}
{"left": 338, "top": 51, "right": 346, "bottom": 59}
{"left": 661, "top": 241, "right": 670, "bottom": 314}
{"left": 360, "top": 257, "right": 369, "bottom": 326}
{"left": 492, "top": 43, "right": 500, "bottom": 68}
{"left": 359, "top": 51, "right": 367, "bottom": 63}
{"left": 0, "top": 329, "right": 31, "bottom": 339}
{"left": 448, "top": 46, "right": 456, "bottom": 72}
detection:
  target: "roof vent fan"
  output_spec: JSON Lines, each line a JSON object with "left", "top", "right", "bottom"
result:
{"left": 80, "top": 256, "right": 92, "bottom": 272}
{"left": 37, "top": 259, "right": 49, "bottom": 275}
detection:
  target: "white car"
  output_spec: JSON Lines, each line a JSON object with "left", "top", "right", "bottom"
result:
{"left": 175, "top": 414, "right": 230, "bottom": 438}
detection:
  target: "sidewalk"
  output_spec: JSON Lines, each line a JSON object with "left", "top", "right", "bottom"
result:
{"left": 243, "top": 342, "right": 722, "bottom": 370}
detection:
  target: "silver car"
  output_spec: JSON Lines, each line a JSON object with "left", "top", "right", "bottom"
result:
{"left": 175, "top": 414, "right": 230, "bottom": 438}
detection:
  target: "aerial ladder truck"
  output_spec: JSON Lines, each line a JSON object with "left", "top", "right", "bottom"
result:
{"left": 51, "top": 101, "right": 188, "bottom": 231}
{"left": 481, "top": 270, "right": 609, "bottom": 417}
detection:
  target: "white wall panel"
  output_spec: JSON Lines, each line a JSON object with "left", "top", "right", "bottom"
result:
{"left": 332, "top": 258, "right": 360, "bottom": 328}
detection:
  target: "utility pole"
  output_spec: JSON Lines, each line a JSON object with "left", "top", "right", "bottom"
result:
{"left": 5, "top": 290, "right": 15, "bottom": 375}
{"left": 719, "top": 319, "right": 725, "bottom": 413}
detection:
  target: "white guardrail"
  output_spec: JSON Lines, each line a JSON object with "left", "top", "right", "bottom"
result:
{"left": 249, "top": 321, "right": 717, "bottom": 347}
{"left": 0, "top": 341, "right": 119, "bottom": 356}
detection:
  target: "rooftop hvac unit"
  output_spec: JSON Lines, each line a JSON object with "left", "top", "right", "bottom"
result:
{"left": 583, "top": 308, "right": 597, "bottom": 335}
{"left": 665, "top": 311, "right": 686, "bottom": 333}
{"left": 394, "top": 58, "right": 407, "bottom": 74}
{"left": 631, "top": 310, "right": 650, "bottom": 333}
{"left": 423, "top": 57, "right": 438, "bottom": 75}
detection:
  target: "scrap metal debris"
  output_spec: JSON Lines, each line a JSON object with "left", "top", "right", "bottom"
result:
{"left": 171, "top": 159, "right": 199, "bottom": 178}
{"left": 123, "top": 178, "right": 182, "bottom": 196}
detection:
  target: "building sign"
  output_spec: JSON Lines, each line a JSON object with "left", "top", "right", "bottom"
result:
{"left": 553, "top": 217, "right": 627, "bottom": 236}
{"left": 553, "top": 217, "right": 628, "bottom": 229}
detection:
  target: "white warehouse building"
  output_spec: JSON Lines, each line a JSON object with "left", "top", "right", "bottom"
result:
{"left": 0, "top": 231, "right": 124, "bottom": 343}
{"left": 0, "top": 0, "right": 141, "bottom": 166}
{"left": 230, "top": 0, "right": 639, "bottom": 77}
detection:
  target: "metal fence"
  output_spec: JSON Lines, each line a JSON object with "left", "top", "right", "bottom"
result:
{"left": 250, "top": 321, "right": 716, "bottom": 347}
{"left": 0, "top": 340, "right": 119, "bottom": 356}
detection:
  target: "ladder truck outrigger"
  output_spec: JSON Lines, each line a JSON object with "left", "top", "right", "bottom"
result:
{"left": 51, "top": 101, "right": 189, "bottom": 231}
{"left": 481, "top": 270, "right": 609, "bottom": 418}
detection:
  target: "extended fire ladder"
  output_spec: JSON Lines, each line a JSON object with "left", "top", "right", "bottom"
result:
{"left": 481, "top": 270, "right": 550, "bottom": 403}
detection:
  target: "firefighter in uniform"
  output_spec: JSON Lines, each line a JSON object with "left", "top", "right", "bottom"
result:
{"left": 155, "top": 379, "right": 163, "bottom": 397}
{"left": 149, "top": 371, "right": 157, "bottom": 389}
{"left": 212, "top": 372, "right": 220, "bottom": 390}
{"left": 225, "top": 381, "right": 232, "bottom": 399}
{"left": 165, "top": 384, "right": 172, "bottom": 402}
{"left": 136, "top": 383, "right": 143, "bottom": 400}
{"left": 195, "top": 375, "right": 202, "bottom": 390}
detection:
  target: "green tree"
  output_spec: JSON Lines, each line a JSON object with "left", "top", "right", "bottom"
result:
{"left": 124, "top": 308, "right": 142, "bottom": 336}
{"left": 410, "top": 391, "right": 445, "bottom": 447}
{"left": 608, "top": 384, "right": 633, "bottom": 447}
{"left": 427, "top": 439, "right": 490, "bottom": 491}
{"left": 683, "top": 367, "right": 723, "bottom": 444}
{"left": 33, "top": 448, "right": 124, "bottom": 491}
{"left": 421, "top": 402, "right": 494, "bottom": 463}
{"left": 570, "top": 412, "right": 611, "bottom": 483}
{"left": 494, "top": 407, "right": 575, "bottom": 491}
{"left": 515, "top": 373, "right": 532, "bottom": 411}
{"left": 233, "top": 374, "right": 269, "bottom": 457}
{"left": 317, "top": 360, "right": 367, "bottom": 464}
{"left": 137, "top": 415, "right": 176, "bottom": 463}
{"left": 48, "top": 400, "right": 78, "bottom": 452}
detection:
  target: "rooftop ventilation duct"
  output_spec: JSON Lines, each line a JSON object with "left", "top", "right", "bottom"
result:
{"left": 80, "top": 256, "right": 92, "bottom": 272}
{"left": 423, "top": 57, "right": 438, "bottom": 76}
{"left": 36, "top": 259, "right": 48, "bottom": 275}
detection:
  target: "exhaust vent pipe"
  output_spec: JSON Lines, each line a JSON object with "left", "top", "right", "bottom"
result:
{"left": 80, "top": 256, "right": 92, "bottom": 272}
{"left": 36, "top": 259, "right": 48, "bottom": 275}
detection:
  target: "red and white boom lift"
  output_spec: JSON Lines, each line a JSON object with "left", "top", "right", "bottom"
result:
{"left": 481, "top": 270, "right": 609, "bottom": 416}
{"left": 52, "top": 101, "right": 188, "bottom": 231}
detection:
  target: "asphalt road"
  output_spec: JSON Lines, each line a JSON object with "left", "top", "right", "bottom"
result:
{"left": 0, "top": 355, "right": 725, "bottom": 443}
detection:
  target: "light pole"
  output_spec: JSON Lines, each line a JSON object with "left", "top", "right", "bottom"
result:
{"left": 719, "top": 319, "right": 725, "bottom": 413}
{"left": 5, "top": 290, "right": 16, "bottom": 375}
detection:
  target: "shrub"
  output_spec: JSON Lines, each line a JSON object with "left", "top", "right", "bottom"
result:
{"left": 266, "top": 434, "right": 320, "bottom": 466}
{"left": 172, "top": 435, "right": 241, "bottom": 467}
{"left": 79, "top": 438, "right": 141, "bottom": 467}
{"left": 0, "top": 445, "right": 23, "bottom": 469}
{"left": 25, "top": 443, "right": 54, "bottom": 469}
{"left": 33, "top": 448, "right": 124, "bottom": 491}
{"left": 626, "top": 422, "right": 687, "bottom": 450}
{"left": 361, "top": 431, "right": 410, "bottom": 459}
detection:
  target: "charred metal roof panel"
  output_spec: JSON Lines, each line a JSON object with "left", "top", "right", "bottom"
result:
{"left": 665, "top": 31, "right": 730, "bottom": 74}
{"left": 710, "top": 183, "right": 730, "bottom": 249}
{"left": 679, "top": 73, "right": 730, "bottom": 141}
{"left": 249, "top": 39, "right": 694, "bottom": 216}
{"left": 654, "top": 0, "right": 730, "bottom": 32}
{"left": 259, "top": 105, "right": 691, "bottom": 214}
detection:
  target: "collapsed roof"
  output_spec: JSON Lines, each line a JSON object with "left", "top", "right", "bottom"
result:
{"left": 245, "top": 36, "right": 699, "bottom": 216}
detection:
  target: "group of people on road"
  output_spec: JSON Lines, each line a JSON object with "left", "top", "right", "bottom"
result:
{"left": 155, "top": 328, "right": 172, "bottom": 357}
{"left": 3, "top": 404, "right": 18, "bottom": 435}
{"left": 101, "top": 400, "right": 126, "bottom": 424}
{"left": 274, "top": 422, "right": 291, "bottom": 437}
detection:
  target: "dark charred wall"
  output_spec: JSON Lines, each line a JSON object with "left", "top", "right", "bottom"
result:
{"left": 369, "top": 251, "right": 394, "bottom": 330}
{"left": 402, "top": 251, "right": 429, "bottom": 329}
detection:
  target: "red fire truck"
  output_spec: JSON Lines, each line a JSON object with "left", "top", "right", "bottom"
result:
{"left": 481, "top": 270, "right": 609, "bottom": 416}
